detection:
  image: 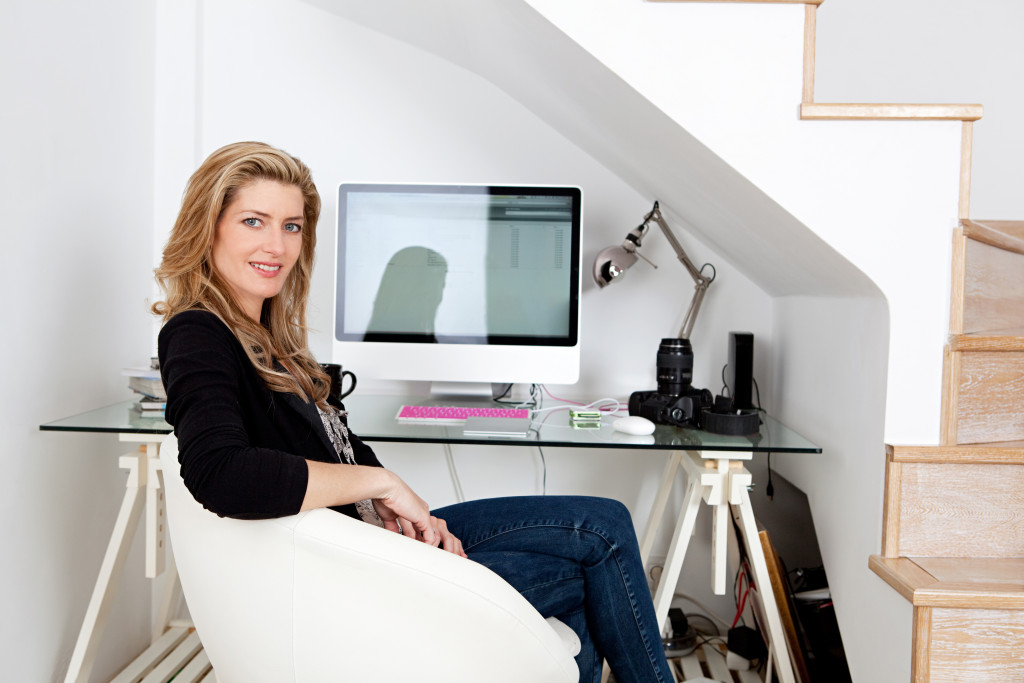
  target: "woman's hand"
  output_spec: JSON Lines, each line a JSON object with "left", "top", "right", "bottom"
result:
{"left": 302, "top": 461, "right": 467, "bottom": 557}
{"left": 372, "top": 482, "right": 467, "bottom": 558}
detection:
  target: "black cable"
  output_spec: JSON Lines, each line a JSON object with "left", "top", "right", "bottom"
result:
{"left": 684, "top": 612, "right": 721, "bottom": 636}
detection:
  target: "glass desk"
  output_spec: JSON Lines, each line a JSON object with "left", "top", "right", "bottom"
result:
{"left": 43, "top": 397, "right": 819, "bottom": 683}
{"left": 41, "top": 395, "right": 819, "bottom": 453}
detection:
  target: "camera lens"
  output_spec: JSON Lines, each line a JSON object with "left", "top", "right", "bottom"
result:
{"left": 656, "top": 337, "right": 693, "bottom": 395}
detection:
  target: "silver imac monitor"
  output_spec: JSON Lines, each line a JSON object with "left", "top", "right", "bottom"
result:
{"left": 332, "top": 182, "right": 582, "bottom": 396}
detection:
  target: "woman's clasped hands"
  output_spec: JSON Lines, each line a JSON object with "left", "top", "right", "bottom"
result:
{"left": 372, "top": 471, "right": 467, "bottom": 558}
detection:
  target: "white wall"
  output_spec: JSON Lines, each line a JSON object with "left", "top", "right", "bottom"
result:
{"left": 816, "top": 0, "right": 1024, "bottom": 220}
{"left": 0, "top": 1, "right": 158, "bottom": 680}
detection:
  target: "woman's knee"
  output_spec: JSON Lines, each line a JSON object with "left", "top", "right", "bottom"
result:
{"left": 575, "top": 496, "right": 636, "bottom": 541}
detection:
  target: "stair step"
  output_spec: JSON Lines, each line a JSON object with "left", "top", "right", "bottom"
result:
{"left": 952, "top": 223, "right": 1024, "bottom": 335}
{"left": 947, "top": 349, "right": 1024, "bottom": 444}
{"left": 890, "top": 443, "right": 1024, "bottom": 465}
{"left": 883, "top": 446, "right": 1024, "bottom": 557}
{"left": 962, "top": 219, "right": 1024, "bottom": 257}
{"left": 871, "top": 556, "right": 1024, "bottom": 609}
{"left": 872, "top": 556, "right": 1024, "bottom": 682}
{"left": 950, "top": 331, "right": 1024, "bottom": 352}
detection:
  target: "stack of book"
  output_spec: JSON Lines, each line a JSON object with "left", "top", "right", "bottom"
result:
{"left": 123, "top": 359, "right": 166, "bottom": 419}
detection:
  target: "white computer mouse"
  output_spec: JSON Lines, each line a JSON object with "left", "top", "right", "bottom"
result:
{"left": 611, "top": 415, "right": 656, "bottom": 435}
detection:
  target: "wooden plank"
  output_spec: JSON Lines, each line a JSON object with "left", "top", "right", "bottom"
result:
{"left": 199, "top": 669, "right": 218, "bottom": 683}
{"left": 914, "top": 585, "right": 1024, "bottom": 610}
{"left": 890, "top": 443, "right": 1024, "bottom": 465}
{"left": 929, "top": 607, "right": 1024, "bottom": 681}
{"left": 802, "top": 4, "right": 816, "bottom": 103}
{"left": 960, "top": 237, "right": 1024, "bottom": 333}
{"left": 172, "top": 649, "right": 212, "bottom": 683}
{"left": 962, "top": 219, "right": 1024, "bottom": 256}
{"left": 913, "top": 558, "right": 1024, "bottom": 609}
{"left": 949, "top": 227, "right": 966, "bottom": 336}
{"left": 881, "top": 456, "right": 903, "bottom": 558}
{"left": 869, "top": 555, "right": 938, "bottom": 604}
{"left": 800, "top": 102, "right": 983, "bottom": 121}
{"left": 109, "top": 627, "right": 189, "bottom": 683}
{"left": 898, "top": 462, "right": 1024, "bottom": 558}
{"left": 911, "top": 606, "right": 931, "bottom": 683}
{"left": 957, "top": 351, "right": 1024, "bottom": 443}
{"left": 959, "top": 121, "right": 973, "bottom": 219}
{"left": 873, "top": 556, "right": 1024, "bottom": 608}
{"left": 951, "top": 333, "right": 1024, "bottom": 352}
{"left": 702, "top": 643, "right": 733, "bottom": 683}
{"left": 760, "top": 531, "right": 811, "bottom": 682}
{"left": 677, "top": 652, "right": 703, "bottom": 681}
{"left": 141, "top": 632, "right": 203, "bottom": 683}
{"left": 941, "top": 345, "right": 960, "bottom": 445}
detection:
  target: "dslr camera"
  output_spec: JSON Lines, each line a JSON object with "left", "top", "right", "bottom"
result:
{"left": 629, "top": 338, "right": 712, "bottom": 428}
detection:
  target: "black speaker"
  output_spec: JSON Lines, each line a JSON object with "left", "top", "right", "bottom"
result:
{"left": 727, "top": 332, "right": 754, "bottom": 409}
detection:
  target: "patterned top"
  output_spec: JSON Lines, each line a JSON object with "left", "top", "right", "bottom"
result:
{"left": 316, "top": 404, "right": 384, "bottom": 528}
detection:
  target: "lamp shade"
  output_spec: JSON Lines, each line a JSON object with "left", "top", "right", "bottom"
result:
{"left": 593, "top": 244, "right": 638, "bottom": 287}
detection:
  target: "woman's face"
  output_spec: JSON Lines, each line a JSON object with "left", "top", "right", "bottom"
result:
{"left": 211, "top": 179, "right": 305, "bottom": 320}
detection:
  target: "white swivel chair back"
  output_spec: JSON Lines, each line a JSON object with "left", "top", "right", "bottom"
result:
{"left": 159, "top": 434, "right": 579, "bottom": 682}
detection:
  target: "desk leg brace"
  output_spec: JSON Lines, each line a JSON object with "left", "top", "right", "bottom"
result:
{"left": 63, "top": 453, "right": 147, "bottom": 683}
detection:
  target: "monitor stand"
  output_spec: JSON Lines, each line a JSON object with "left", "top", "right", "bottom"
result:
{"left": 427, "top": 381, "right": 505, "bottom": 403}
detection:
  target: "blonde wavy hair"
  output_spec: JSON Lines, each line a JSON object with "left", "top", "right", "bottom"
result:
{"left": 152, "top": 141, "right": 330, "bottom": 408}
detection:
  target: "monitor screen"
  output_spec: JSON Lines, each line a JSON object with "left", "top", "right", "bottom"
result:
{"left": 332, "top": 183, "right": 582, "bottom": 388}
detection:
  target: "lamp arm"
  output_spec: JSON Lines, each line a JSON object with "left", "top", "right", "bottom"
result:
{"left": 647, "top": 203, "right": 714, "bottom": 339}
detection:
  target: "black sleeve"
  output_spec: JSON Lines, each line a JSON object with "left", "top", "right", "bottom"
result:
{"left": 159, "top": 311, "right": 309, "bottom": 519}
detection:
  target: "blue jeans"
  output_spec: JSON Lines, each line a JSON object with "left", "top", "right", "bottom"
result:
{"left": 434, "top": 496, "right": 673, "bottom": 683}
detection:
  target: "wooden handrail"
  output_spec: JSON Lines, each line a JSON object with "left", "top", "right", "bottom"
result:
{"left": 800, "top": 103, "right": 983, "bottom": 121}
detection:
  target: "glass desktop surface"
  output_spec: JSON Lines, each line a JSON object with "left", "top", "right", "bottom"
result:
{"left": 39, "top": 396, "right": 820, "bottom": 455}
{"left": 40, "top": 400, "right": 172, "bottom": 435}
{"left": 343, "top": 395, "right": 819, "bottom": 454}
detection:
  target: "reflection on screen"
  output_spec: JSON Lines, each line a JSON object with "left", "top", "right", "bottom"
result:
{"left": 337, "top": 186, "right": 578, "bottom": 345}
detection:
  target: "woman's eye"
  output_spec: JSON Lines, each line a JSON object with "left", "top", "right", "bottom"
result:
{"left": 243, "top": 217, "right": 260, "bottom": 227}
{"left": 284, "top": 223, "right": 302, "bottom": 233}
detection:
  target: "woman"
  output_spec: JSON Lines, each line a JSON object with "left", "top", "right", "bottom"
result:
{"left": 153, "top": 141, "right": 674, "bottom": 683}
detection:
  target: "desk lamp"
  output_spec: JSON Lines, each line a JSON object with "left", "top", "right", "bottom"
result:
{"left": 593, "top": 201, "right": 721, "bottom": 429}
{"left": 593, "top": 200, "right": 715, "bottom": 340}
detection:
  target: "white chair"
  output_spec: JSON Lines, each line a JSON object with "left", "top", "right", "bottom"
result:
{"left": 159, "top": 434, "right": 580, "bottom": 682}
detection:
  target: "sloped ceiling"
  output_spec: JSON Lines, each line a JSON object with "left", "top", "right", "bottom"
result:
{"left": 301, "top": 0, "right": 878, "bottom": 298}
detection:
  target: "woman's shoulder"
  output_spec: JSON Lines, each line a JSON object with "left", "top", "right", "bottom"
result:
{"left": 162, "top": 308, "right": 225, "bottom": 329}
{"left": 159, "top": 309, "right": 240, "bottom": 355}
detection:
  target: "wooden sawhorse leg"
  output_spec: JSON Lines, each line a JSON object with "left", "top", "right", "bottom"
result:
{"left": 64, "top": 437, "right": 172, "bottom": 683}
{"left": 649, "top": 451, "right": 797, "bottom": 683}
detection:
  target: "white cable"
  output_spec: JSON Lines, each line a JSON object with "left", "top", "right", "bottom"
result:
{"left": 530, "top": 397, "right": 627, "bottom": 417}
{"left": 443, "top": 443, "right": 465, "bottom": 503}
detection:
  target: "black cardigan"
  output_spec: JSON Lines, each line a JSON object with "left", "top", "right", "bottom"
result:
{"left": 158, "top": 309, "right": 383, "bottom": 520}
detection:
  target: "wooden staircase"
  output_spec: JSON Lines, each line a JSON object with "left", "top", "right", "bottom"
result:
{"left": 871, "top": 219, "right": 1024, "bottom": 681}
